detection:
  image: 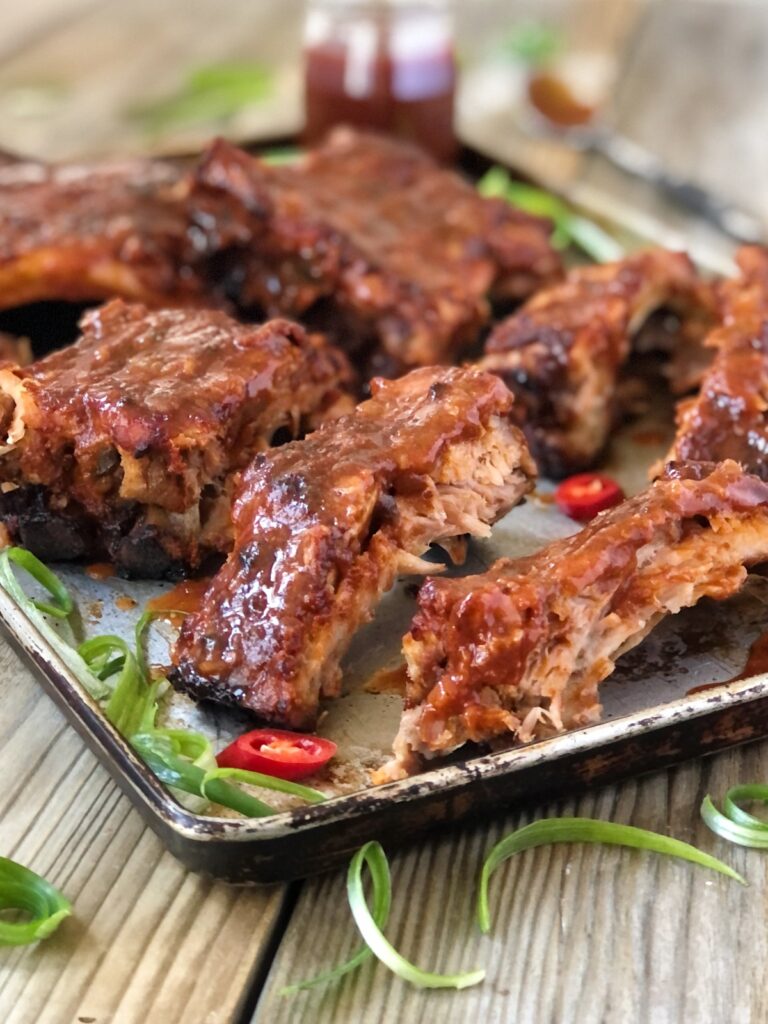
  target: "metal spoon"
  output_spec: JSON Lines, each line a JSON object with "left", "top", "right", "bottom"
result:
{"left": 539, "top": 120, "right": 765, "bottom": 245}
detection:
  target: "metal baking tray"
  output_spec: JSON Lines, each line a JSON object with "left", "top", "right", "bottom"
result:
{"left": 1, "top": 143, "right": 765, "bottom": 884}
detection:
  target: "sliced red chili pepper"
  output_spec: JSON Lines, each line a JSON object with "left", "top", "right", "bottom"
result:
{"left": 216, "top": 728, "right": 337, "bottom": 781}
{"left": 555, "top": 472, "right": 624, "bottom": 522}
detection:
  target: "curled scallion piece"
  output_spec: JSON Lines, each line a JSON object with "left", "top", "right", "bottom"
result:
{"left": 0, "top": 548, "right": 108, "bottom": 700}
{"left": 283, "top": 842, "right": 484, "bottom": 994}
{"left": 0, "top": 857, "right": 71, "bottom": 946}
{"left": 477, "top": 816, "right": 745, "bottom": 934}
{"left": 702, "top": 785, "right": 768, "bottom": 848}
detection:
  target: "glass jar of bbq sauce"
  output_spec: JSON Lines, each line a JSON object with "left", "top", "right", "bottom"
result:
{"left": 303, "top": 0, "right": 457, "bottom": 163}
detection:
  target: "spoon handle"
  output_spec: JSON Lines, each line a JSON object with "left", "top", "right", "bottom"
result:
{"left": 593, "top": 131, "right": 764, "bottom": 244}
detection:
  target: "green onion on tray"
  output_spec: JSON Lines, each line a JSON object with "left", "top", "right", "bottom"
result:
{"left": 0, "top": 546, "right": 326, "bottom": 820}
{"left": 477, "top": 165, "right": 625, "bottom": 263}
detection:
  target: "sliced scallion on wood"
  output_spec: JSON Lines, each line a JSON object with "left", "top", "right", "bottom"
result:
{"left": 702, "top": 785, "right": 768, "bottom": 848}
{"left": 0, "top": 857, "right": 71, "bottom": 946}
{"left": 478, "top": 816, "right": 746, "bottom": 934}
{"left": 283, "top": 842, "right": 484, "bottom": 994}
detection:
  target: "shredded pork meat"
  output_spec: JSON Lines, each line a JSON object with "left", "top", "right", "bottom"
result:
{"left": 378, "top": 460, "right": 768, "bottom": 780}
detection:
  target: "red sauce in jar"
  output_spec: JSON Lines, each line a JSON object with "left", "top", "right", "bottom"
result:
{"left": 303, "top": 4, "right": 457, "bottom": 162}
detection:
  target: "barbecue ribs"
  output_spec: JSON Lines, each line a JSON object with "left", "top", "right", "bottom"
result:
{"left": 479, "top": 249, "right": 714, "bottom": 477}
{"left": 0, "top": 158, "right": 208, "bottom": 311}
{"left": 187, "top": 129, "right": 562, "bottom": 376}
{"left": 171, "top": 366, "right": 536, "bottom": 727}
{"left": 0, "top": 300, "right": 352, "bottom": 577}
{"left": 378, "top": 460, "right": 768, "bottom": 779}
{"left": 663, "top": 246, "right": 768, "bottom": 478}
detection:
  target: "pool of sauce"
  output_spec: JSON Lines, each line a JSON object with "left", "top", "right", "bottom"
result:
{"left": 147, "top": 578, "right": 211, "bottom": 627}
{"left": 364, "top": 663, "right": 408, "bottom": 696}
{"left": 687, "top": 627, "right": 768, "bottom": 695}
{"left": 85, "top": 562, "right": 115, "bottom": 581}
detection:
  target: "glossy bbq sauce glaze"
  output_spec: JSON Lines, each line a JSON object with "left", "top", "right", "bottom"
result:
{"left": 303, "top": 1, "right": 457, "bottom": 162}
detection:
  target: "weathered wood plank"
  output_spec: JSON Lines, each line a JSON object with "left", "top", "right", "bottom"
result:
{"left": 0, "top": 0, "right": 304, "bottom": 161}
{"left": 0, "top": 640, "right": 288, "bottom": 1024}
{"left": 252, "top": 744, "right": 768, "bottom": 1024}
{"left": 572, "top": 0, "right": 768, "bottom": 261}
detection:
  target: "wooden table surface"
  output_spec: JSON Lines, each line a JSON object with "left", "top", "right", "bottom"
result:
{"left": 1, "top": 2, "right": 768, "bottom": 1022}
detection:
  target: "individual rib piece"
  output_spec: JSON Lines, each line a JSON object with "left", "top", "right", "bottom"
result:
{"left": 187, "top": 129, "right": 562, "bottom": 376}
{"left": 0, "top": 300, "right": 352, "bottom": 577}
{"left": 0, "top": 158, "right": 208, "bottom": 311}
{"left": 478, "top": 249, "right": 714, "bottom": 478}
{"left": 171, "top": 366, "right": 536, "bottom": 727}
{"left": 664, "top": 246, "right": 768, "bottom": 478}
{"left": 379, "top": 460, "right": 768, "bottom": 780}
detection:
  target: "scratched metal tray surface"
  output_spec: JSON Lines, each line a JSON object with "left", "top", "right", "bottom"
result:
{"left": 1, "top": 146, "right": 766, "bottom": 883}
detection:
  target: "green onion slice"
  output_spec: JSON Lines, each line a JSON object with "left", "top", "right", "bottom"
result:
{"left": 702, "top": 786, "right": 768, "bottom": 848}
{"left": 347, "top": 843, "right": 484, "bottom": 990}
{"left": 0, "top": 856, "right": 71, "bottom": 946}
{"left": 0, "top": 548, "right": 109, "bottom": 700}
{"left": 131, "top": 732, "right": 276, "bottom": 817}
{"left": 283, "top": 841, "right": 484, "bottom": 995}
{"left": 478, "top": 816, "right": 745, "bottom": 933}
{"left": 2, "top": 547, "right": 73, "bottom": 618}
{"left": 502, "top": 21, "right": 562, "bottom": 66}
{"left": 200, "top": 766, "right": 326, "bottom": 805}
{"left": 129, "top": 62, "right": 273, "bottom": 132}
{"left": 477, "top": 167, "right": 625, "bottom": 263}
{"left": 260, "top": 147, "right": 302, "bottom": 166}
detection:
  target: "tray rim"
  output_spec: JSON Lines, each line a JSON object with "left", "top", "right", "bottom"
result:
{"left": 3, "top": 579, "right": 768, "bottom": 848}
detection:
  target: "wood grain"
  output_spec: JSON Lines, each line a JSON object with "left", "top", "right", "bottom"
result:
{"left": 1, "top": 2, "right": 768, "bottom": 1023}
{"left": 252, "top": 745, "right": 768, "bottom": 1024}
{"left": 0, "top": 640, "right": 289, "bottom": 1024}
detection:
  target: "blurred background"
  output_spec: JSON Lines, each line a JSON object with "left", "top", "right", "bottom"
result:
{"left": 2, "top": 0, "right": 766, "bottom": 261}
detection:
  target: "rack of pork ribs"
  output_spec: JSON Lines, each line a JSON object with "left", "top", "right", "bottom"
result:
{"left": 662, "top": 246, "right": 768, "bottom": 479}
{"left": 4, "top": 126, "right": 768, "bottom": 784}
{"left": 0, "top": 300, "right": 352, "bottom": 577}
{"left": 0, "top": 130, "right": 561, "bottom": 376}
{"left": 0, "top": 157, "right": 207, "bottom": 310}
{"left": 478, "top": 248, "right": 718, "bottom": 477}
{"left": 185, "top": 128, "right": 562, "bottom": 375}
